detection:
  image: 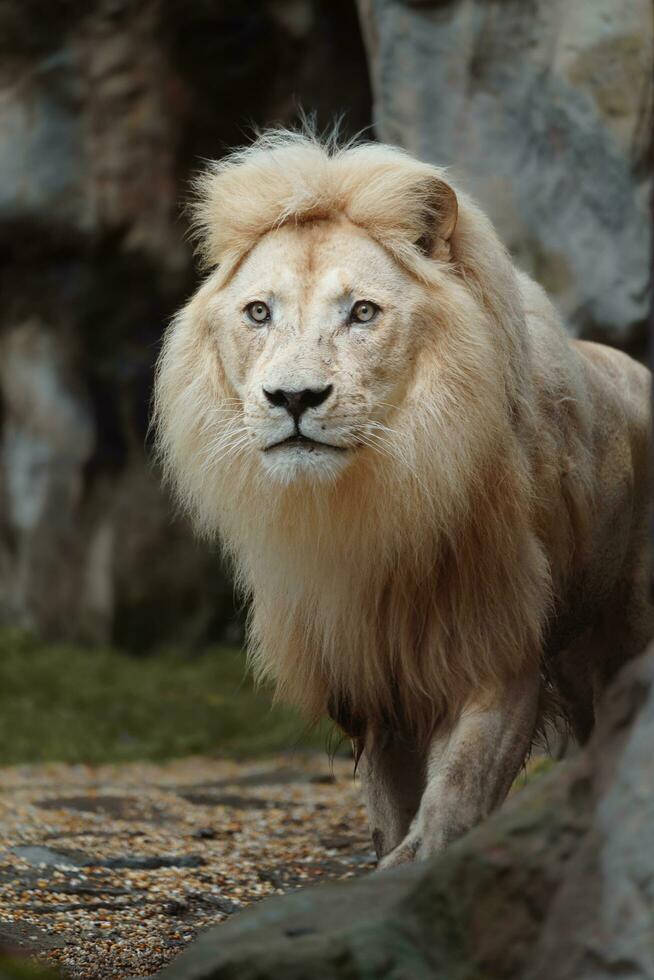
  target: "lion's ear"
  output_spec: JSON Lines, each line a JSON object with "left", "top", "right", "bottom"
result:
{"left": 415, "top": 178, "right": 458, "bottom": 260}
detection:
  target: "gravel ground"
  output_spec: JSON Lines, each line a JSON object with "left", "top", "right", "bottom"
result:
{"left": 0, "top": 754, "right": 374, "bottom": 979}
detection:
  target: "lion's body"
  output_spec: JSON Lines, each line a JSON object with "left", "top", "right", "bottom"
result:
{"left": 542, "top": 333, "right": 651, "bottom": 739}
{"left": 154, "top": 131, "right": 651, "bottom": 864}
{"left": 517, "top": 272, "right": 651, "bottom": 740}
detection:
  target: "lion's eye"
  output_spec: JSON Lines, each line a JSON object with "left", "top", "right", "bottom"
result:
{"left": 245, "top": 301, "right": 271, "bottom": 325}
{"left": 349, "top": 300, "right": 380, "bottom": 325}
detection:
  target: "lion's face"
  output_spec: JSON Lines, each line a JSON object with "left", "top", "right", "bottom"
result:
{"left": 209, "top": 218, "right": 428, "bottom": 484}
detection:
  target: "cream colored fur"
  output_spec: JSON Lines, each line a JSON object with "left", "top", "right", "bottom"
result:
{"left": 154, "top": 130, "right": 651, "bottom": 860}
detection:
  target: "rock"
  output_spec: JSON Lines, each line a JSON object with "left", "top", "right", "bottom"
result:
{"left": 0, "top": 320, "right": 96, "bottom": 638}
{"left": 357, "top": 0, "right": 653, "bottom": 349}
{"left": 527, "top": 654, "right": 654, "bottom": 980}
{"left": 150, "top": 766, "right": 581, "bottom": 979}
{"left": 149, "top": 648, "right": 654, "bottom": 979}
{"left": 179, "top": 793, "right": 286, "bottom": 810}
{"left": 91, "top": 854, "right": 206, "bottom": 871}
{"left": 0, "top": 0, "right": 371, "bottom": 646}
{"left": 191, "top": 827, "right": 216, "bottom": 840}
{"left": 35, "top": 793, "right": 169, "bottom": 821}
{"left": 10, "top": 845, "right": 206, "bottom": 872}
{"left": 10, "top": 846, "right": 83, "bottom": 869}
{"left": 164, "top": 900, "right": 191, "bottom": 917}
{"left": 197, "top": 896, "right": 241, "bottom": 917}
{"left": 0, "top": 42, "right": 86, "bottom": 229}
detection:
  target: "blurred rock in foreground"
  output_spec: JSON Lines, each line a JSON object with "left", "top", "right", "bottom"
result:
{"left": 150, "top": 645, "right": 654, "bottom": 979}
{"left": 358, "top": 0, "right": 653, "bottom": 350}
{"left": 0, "top": 0, "right": 370, "bottom": 646}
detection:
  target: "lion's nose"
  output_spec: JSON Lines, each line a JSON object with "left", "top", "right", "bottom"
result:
{"left": 263, "top": 385, "right": 333, "bottom": 422}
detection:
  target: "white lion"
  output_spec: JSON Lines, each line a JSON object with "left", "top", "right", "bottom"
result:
{"left": 154, "top": 130, "right": 652, "bottom": 867}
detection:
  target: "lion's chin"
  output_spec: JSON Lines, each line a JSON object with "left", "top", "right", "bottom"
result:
{"left": 259, "top": 442, "right": 352, "bottom": 485}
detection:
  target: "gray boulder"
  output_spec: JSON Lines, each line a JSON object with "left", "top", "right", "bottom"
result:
{"left": 149, "top": 648, "right": 654, "bottom": 979}
{"left": 357, "top": 0, "right": 653, "bottom": 348}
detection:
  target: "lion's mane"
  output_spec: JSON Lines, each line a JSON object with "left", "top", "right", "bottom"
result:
{"left": 154, "top": 131, "right": 591, "bottom": 741}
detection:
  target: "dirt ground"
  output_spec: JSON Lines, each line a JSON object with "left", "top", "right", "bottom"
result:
{"left": 0, "top": 753, "right": 374, "bottom": 979}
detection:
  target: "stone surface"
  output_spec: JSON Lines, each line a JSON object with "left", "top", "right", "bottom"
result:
{"left": 0, "top": 754, "right": 374, "bottom": 978}
{"left": 0, "top": 0, "right": 371, "bottom": 646}
{"left": 357, "top": 0, "right": 653, "bottom": 349}
{"left": 149, "top": 649, "right": 654, "bottom": 979}
{"left": 527, "top": 653, "right": 654, "bottom": 980}
{"left": 150, "top": 763, "right": 581, "bottom": 979}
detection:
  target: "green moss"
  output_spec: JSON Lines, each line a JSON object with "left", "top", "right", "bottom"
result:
{"left": 0, "top": 631, "right": 332, "bottom": 765}
{"left": 0, "top": 956, "right": 58, "bottom": 980}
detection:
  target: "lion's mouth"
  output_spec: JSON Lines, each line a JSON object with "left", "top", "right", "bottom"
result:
{"left": 264, "top": 433, "right": 347, "bottom": 453}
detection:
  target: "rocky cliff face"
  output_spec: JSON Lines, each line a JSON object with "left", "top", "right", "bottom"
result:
{"left": 2, "top": 0, "right": 650, "bottom": 647}
{"left": 0, "top": 0, "right": 371, "bottom": 646}
{"left": 358, "top": 0, "right": 653, "bottom": 350}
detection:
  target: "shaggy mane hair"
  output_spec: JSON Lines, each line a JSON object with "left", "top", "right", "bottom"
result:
{"left": 154, "top": 130, "right": 586, "bottom": 743}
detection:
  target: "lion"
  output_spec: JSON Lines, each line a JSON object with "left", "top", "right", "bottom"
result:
{"left": 153, "top": 130, "right": 652, "bottom": 868}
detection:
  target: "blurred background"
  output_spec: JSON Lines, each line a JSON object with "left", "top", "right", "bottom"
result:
{"left": 0, "top": 0, "right": 651, "bottom": 762}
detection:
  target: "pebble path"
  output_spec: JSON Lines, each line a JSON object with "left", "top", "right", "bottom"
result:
{"left": 0, "top": 754, "right": 374, "bottom": 978}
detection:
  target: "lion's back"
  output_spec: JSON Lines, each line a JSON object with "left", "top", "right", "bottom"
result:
{"left": 573, "top": 339, "right": 650, "bottom": 440}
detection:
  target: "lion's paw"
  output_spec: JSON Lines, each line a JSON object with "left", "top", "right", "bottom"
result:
{"left": 376, "top": 835, "right": 422, "bottom": 871}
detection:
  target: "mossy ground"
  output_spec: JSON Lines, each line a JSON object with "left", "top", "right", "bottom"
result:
{"left": 0, "top": 632, "right": 332, "bottom": 766}
{"left": 0, "top": 956, "right": 59, "bottom": 980}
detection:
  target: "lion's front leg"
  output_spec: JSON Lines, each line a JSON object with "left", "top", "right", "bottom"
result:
{"left": 359, "top": 730, "right": 425, "bottom": 861}
{"left": 378, "top": 670, "right": 541, "bottom": 869}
